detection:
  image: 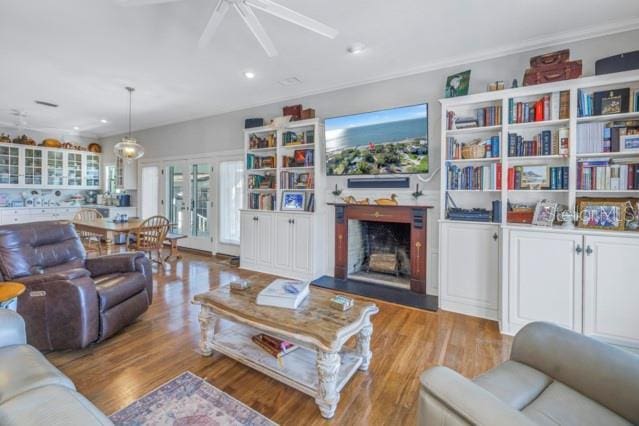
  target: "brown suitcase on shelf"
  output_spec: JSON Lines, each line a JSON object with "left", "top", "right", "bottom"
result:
{"left": 529, "top": 49, "right": 571, "bottom": 68}
{"left": 283, "top": 104, "right": 302, "bottom": 121}
{"left": 301, "top": 108, "right": 315, "bottom": 120}
{"left": 523, "top": 49, "right": 583, "bottom": 86}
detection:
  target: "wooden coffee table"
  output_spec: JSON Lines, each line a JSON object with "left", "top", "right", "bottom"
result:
{"left": 193, "top": 282, "right": 379, "bottom": 419}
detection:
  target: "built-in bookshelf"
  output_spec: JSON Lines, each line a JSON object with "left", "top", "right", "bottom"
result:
{"left": 243, "top": 118, "right": 323, "bottom": 212}
{"left": 440, "top": 70, "right": 639, "bottom": 228}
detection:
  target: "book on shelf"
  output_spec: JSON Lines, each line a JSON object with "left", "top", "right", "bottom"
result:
{"left": 447, "top": 163, "right": 501, "bottom": 190}
{"left": 507, "top": 128, "right": 568, "bottom": 157}
{"left": 579, "top": 88, "right": 632, "bottom": 117}
{"left": 256, "top": 279, "right": 310, "bottom": 309}
{"left": 577, "top": 158, "right": 639, "bottom": 190}
{"left": 577, "top": 121, "right": 639, "bottom": 153}
{"left": 306, "top": 193, "right": 315, "bottom": 212}
{"left": 249, "top": 133, "right": 276, "bottom": 149}
{"left": 282, "top": 129, "right": 314, "bottom": 146}
{"left": 248, "top": 192, "right": 276, "bottom": 210}
{"left": 248, "top": 173, "right": 275, "bottom": 189}
{"left": 251, "top": 333, "right": 298, "bottom": 367}
{"left": 447, "top": 135, "right": 500, "bottom": 160}
{"left": 280, "top": 171, "right": 314, "bottom": 189}
{"left": 282, "top": 149, "right": 314, "bottom": 167}
{"left": 247, "top": 154, "right": 276, "bottom": 170}
{"left": 446, "top": 106, "right": 501, "bottom": 131}
{"left": 507, "top": 166, "right": 568, "bottom": 190}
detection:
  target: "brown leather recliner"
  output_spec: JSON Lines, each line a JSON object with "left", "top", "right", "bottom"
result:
{"left": 0, "top": 220, "right": 152, "bottom": 351}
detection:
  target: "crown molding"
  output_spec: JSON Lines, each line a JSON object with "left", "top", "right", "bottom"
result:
{"left": 99, "top": 19, "right": 639, "bottom": 138}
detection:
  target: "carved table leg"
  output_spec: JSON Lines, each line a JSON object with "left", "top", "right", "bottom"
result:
{"left": 356, "top": 321, "right": 373, "bottom": 371}
{"left": 315, "top": 350, "right": 341, "bottom": 419}
{"left": 198, "top": 306, "right": 219, "bottom": 356}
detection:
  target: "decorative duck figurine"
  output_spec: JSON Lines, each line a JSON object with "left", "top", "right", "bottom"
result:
{"left": 341, "top": 196, "right": 369, "bottom": 205}
{"left": 375, "top": 194, "right": 398, "bottom": 206}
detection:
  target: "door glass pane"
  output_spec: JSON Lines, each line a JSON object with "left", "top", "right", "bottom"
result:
{"left": 167, "top": 164, "right": 185, "bottom": 234}
{"left": 86, "top": 155, "right": 100, "bottom": 187}
{"left": 67, "top": 153, "right": 83, "bottom": 186}
{"left": 47, "top": 151, "right": 64, "bottom": 186}
{"left": 219, "top": 160, "right": 244, "bottom": 244}
{"left": 141, "top": 166, "right": 160, "bottom": 219}
{"left": 24, "top": 149, "right": 43, "bottom": 185}
{"left": 191, "top": 163, "right": 210, "bottom": 237}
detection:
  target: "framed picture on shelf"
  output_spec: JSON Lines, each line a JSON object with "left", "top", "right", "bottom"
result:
{"left": 281, "top": 191, "right": 306, "bottom": 211}
{"left": 521, "top": 166, "right": 549, "bottom": 189}
{"left": 532, "top": 200, "right": 558, "bottom": 227}
{"left": 620, "top": 134, "right": 639, "bottom": 153}
{"left": 577, "top": 199, "right": 627, "bottom": 231}
{"left": 294, "top": 173, "right": 310, "bottom": 188}
{"left": 593, "top": 88, "right": 630, "bottom": 115}
{"left": 445, "top": 70, "right": 471, "bottom": 98}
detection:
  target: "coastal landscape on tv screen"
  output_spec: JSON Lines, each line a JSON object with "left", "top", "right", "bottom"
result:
{"left": 325, "top": 104, "right": 428, "bottom": 175}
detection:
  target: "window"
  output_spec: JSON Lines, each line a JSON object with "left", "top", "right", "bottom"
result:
{"left": 219, "top": 160, "right": 244, "bottom": 245}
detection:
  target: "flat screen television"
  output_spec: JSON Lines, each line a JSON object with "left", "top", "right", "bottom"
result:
{"left": 325, "top": 103, "right": 428, "bottom": 176}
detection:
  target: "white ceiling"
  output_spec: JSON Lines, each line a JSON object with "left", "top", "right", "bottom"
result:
{"left": 1, "top": 0, "right": 639, "bottom": 138}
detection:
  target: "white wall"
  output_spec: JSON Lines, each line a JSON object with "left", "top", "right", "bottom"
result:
{"left": 100, "top": 29, "right": 639, "bottom": 293}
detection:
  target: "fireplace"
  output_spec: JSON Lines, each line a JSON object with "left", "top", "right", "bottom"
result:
{"left": 334, "top": 204, "right": 431, "bottom": 294}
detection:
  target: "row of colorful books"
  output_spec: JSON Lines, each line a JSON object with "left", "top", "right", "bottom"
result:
{"left": 247, "top": 173, "right": 275, "bottom": 189}
{"left": 247, "top": 154, "right": 275, "bottom": 170}
{"left": 282, "top": 149, "right": 314, "bottom": 168}
{"left": 577, "top": 159, "right": 639, "bottom": 190}
{"left": 248, "top": 133, "right": 276, "bottom": 150}
{"left": 475, "top": 105, "right": 502, "bottom": 127}
{"left": 507, "top": 166, "right": 568, "bottom": 190}
{"left": 578, "top": 87, "right": 639, "bottom": 117}
{"left": 248, "top": 193, "right": 275, "bottom": 210}
{"left": 447, "top": 163, "right": 501, "bottom": 191}
{"left": 282, "top": 130, "right": 314, "bottom": 146}
{"left": 508, "top": 129, "right": 568, "bottom": 157}
{"left": 576, "top": 121, "right": 639, "bottom": 154}
{"left": 280, "top": 171, "right": 313, "bottom": 190}
{"left": 447, "top": 135, "right": 500, "bottom": 160}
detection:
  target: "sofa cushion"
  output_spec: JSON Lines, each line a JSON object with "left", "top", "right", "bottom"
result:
{"left": 0, "top": 384, "right": 113, "bottom": 426}
{"left": 474, "top": 360, "right": 552, "bottom": 410}
{"left": 0, "top": 345, "right": 75, "bottom": 404}
{"left": 95, "top": 272, "right": 147, "bottom": 311}
{"left": 522, "top": 381, "right": 632, "bottom": 426}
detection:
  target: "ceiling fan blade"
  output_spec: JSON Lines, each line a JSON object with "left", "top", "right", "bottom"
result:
{"left": 116, "top": 0, "right": 184, "bottom": 6}
{"left": 233, "top": 2, "right": 278, "bottom": 57}
{"left": 245, "top": 0, "right": 338, "bottom": 39}
{"left": 198, "top": 0, "right": 230, "bottom": 48}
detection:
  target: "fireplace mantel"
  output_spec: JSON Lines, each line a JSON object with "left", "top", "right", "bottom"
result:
{"left": 332, "top": 204, "right": 433, "bottom": 294}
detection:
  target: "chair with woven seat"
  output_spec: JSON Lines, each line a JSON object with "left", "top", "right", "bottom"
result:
{"left": 127, "top": 215, "right": 171, "bottom": 265}
{"left": 73, "top": 208, "right": 103, "bottom": 255}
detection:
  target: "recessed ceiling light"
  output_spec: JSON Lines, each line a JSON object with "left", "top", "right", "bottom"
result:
{"left": 73, "top": 126, "right": 80, "bottom": 131}
{"left": 100, "top": 119, "right": 109, "bottom": 124}
{"left": 244, "top": 71, "right": 256, "bottom": 79}
{"left": 347, "top": 43, "right": 367, "bottom": 55}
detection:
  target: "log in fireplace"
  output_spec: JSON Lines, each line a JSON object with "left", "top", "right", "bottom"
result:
{"left": 333, "top": 204, "right": 432, "bottom": 294}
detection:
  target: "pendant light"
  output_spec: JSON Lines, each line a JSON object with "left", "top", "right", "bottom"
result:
{"left": 114, "top": 86, "right": 144, "bottom": 161}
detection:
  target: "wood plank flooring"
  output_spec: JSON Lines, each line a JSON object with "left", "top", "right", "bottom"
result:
{"left": 46, "top": 252, "right": 512, "bottom": 425}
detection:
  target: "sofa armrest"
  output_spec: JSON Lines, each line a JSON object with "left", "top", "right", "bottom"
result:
{"left": 19, "top": 268, "right": 91, "bottom": 286}
{"left": 0, "top": 309, "right": 26, "bottom": 347}
{"left": 418, "top": 366, "right": 536, "bottom": 426}
{"left": 85, "top": 252, "right": 144, "bottom": 277}
{"left": 511, "top": 321, "right": 639, "bottom": 424}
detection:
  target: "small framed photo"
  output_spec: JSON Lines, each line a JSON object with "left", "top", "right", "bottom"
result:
{"left": 620, "top": 134, "right": 639, "bottom": 153}
{"left": 521, "top": 166, "right": 549, "bottom": 189}
{"left": 577, "top": 199, "right": 627, "bottom": 231}
{"left": 533, "top": 200, "right": 558, "bottom": 227}
{"left": 281, "top": 191, "right": 306, "bottom": 211}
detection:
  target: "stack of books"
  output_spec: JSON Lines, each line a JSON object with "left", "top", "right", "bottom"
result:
{"left": 577, "top": 159, "right": 639, "bottom": 190}
{"left": 256, "top": 279, "right": 310, "bottom": 309}
{"left": 577, "top": 121, "right": 639, "bottom": 153}
{"left": 247, "top": 154, "right": 275, "bottom": 170}
{"left": 282, "top": 149, "right": 314, "bottom": 167}
{"left": 447, "top": 163, "right": 501, "bottom": 191}
{"left": 251, "top": 333, "right": 298, "bottom": 367}
{"left": 282, "top": 130, "right": 314, "bottom": 146}
{"left": 508, "top": 129, "right": 568, "bottom": 157}
{"left": 248, "top": 133, "right": 276, "bottom": 149}
{"left": 248, "top": 193, "right": 275, "bottom": 210}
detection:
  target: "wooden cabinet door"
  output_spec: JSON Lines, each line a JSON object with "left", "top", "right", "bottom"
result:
{"left": 583, "top": 235, "right": 639, "bottom": 347}
{"left": 240, "top": 212, "right": 257, "bottom": 265}
{"left": 440, "top": 222, "right": 500, "bottom": 320}
{"left": 273, "top": 214, "right": 293, "bottom": 270}
{"left": 292, "top": 215, "right": 313, "bottom": 275}
{"left": 255, "top": 212, "right": 273, "bottom": 267}
{"left": 508, "top": 230, "right": 582, "bottom": 332}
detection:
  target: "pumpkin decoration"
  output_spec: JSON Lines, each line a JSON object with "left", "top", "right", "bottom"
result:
{"left": 88, "top": 143, "right": 102, "bottom": 153}
{"left": 0, "top": 133, "right": 11, "bottom": 144}
{"left": 41, "top": 138, "right": 62, "bottom": 148}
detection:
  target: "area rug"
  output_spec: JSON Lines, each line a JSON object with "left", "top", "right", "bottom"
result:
{"left": 110, "top": 371, "right": 277, "bottom": 426}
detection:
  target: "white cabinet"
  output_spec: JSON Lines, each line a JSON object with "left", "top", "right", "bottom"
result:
{"left": 240, "top": 210, "right": 317, "bottom": 280}
{"left": 23, "top": 148, "right": 44, "bottom": 186}
{"left": 84, "top": 153, "right": 100, "bottom": 188}
{"left": 0, "top": 145, "right": 20, "bottom": 185}
{"left": 46, "top": 150, "right": 65, "bottom": 186}
{"left": 66, "top": 152, "right": 83, "bottom": 188}
{"left": 583, "top": 235, "right": 639, "bottom": 347}
{"left": 116, "top": 157, "right": 137, "bottom": 190}
{"left": 507, "top": 230, "right": 582, "bottom": 333}
{"left": 439, "top": 222, "right": 500, "bottom": 320}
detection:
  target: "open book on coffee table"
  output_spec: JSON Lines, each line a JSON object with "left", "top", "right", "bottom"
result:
{"left": 256, "top": 279, "right": 310, "bottom": 309}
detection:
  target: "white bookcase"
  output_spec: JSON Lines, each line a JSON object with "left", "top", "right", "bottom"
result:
{"left": 438, "top": 70, "right": 639, "bottom": 348}
{"left": 240, "top": 118, "right": 326, "bottom": 281}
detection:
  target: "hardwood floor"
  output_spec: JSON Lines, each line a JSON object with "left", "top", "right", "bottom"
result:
{"left": 46, "top": 251, "right": 511, "bottom": 425}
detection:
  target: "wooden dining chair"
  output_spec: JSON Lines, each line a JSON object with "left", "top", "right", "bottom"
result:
{"left": 127, "top": 215, "right": 171, "bottom": 265}
{"left": 73, "top": 208, "right": 103, "bottom": 255}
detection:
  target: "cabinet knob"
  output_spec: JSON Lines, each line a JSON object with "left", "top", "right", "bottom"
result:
{"left": 253, "top": 216, "right": 258, "bottom": 221}
{"left": 585, "top": 245, "right": 593, "bottom": 256}
{"left": 576, "top": 244, "right": 583, "bottom": 255}
{"left": 492, "top": 233, "right": 498, "bottom": 241}
{"left": 289, "top": 218, "right": 295, "bottom": 224}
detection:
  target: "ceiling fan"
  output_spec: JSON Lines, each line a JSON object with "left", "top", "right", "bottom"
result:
{"left": 117, "top": 0, "right": 339, "bottom": 57}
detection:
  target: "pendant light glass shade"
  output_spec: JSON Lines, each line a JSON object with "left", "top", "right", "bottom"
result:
{"left": 114, "top": 86, "right": 144, "bottom": 161}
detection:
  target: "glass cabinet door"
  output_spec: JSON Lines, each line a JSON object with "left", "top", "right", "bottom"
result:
{"left": 47, "top": 151, "right": 65, "bottom": 186}
{"left": 67, "top": 152, "right": 83, "bottom": 186}
{"left": 0, "top": 145, "right": 20, "bottom": 185}
{"left": 85, "top": 154, "right": 100, "bottom": 187}
{"left": 24, "top": 148, "right": 43, "bottom": 185}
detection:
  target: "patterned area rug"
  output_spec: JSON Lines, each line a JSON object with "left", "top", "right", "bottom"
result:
{"left": 110, "top": 372, "right": 277, "bottom": 425}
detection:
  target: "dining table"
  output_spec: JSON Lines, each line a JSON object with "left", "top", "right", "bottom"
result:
{"left": 73, "top": 218, "right": 145, "bottom": 252}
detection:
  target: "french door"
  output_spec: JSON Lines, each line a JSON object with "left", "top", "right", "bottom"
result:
{"left": 165, "top": 160, "right": 213, "bottom": 251}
